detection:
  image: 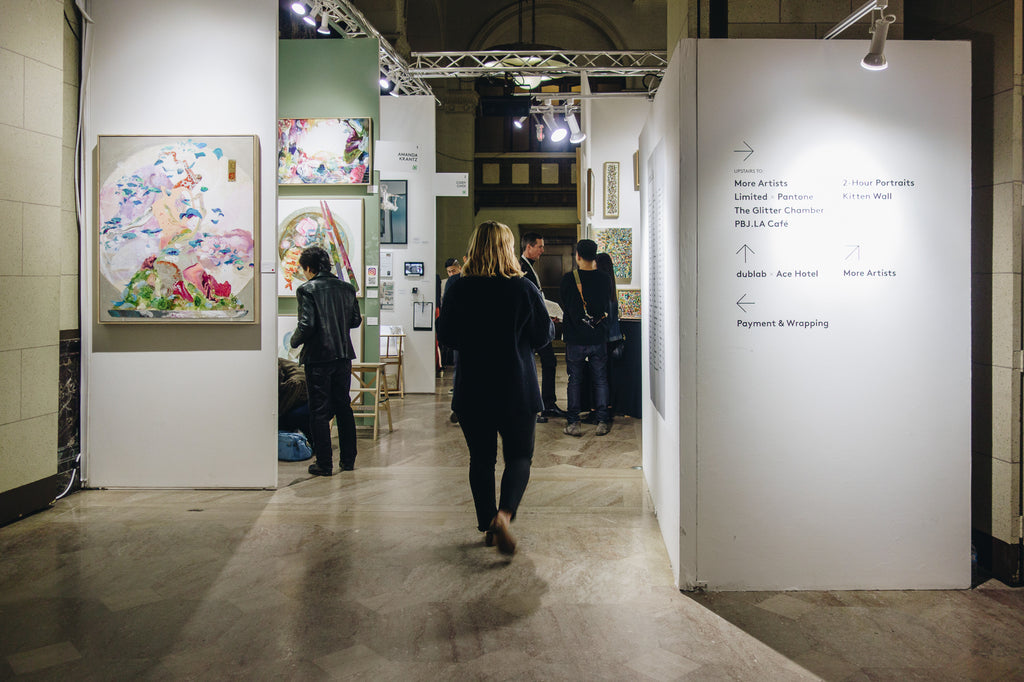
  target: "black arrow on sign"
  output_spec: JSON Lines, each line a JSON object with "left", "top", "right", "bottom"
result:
{"left": 845, "top": 245, "right": 861, "bottom": 261}
{"left": 736, "top": 244, "right": 755, "bottom": 263}
{"left": 736, "top": 293, "right": 755, "bottom": 313}
{"left": 733, "top": 141, "right": 754, "bottom": 161}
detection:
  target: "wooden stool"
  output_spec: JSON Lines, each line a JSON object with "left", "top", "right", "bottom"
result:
{"left": 379, "top": 333, "right": 405, "bottom": 398}
{"left": 350, "top": 362, "right": 393, "bottom": 439}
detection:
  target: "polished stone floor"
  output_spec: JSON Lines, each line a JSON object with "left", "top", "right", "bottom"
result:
{"left": 1, "top": 375, "right": 1023, "bottom": 680}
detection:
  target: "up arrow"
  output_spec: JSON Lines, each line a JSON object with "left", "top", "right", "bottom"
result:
{"left": 733, "top": 141, "right": 754, "bottom": 162}
{"left": 736, "top": 244, "right": 755, "bottom": 263}
{"left": 736, "top": 293, "right": 755, "bottom": 313}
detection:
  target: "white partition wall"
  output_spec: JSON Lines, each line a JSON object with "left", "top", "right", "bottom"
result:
{"left": 378, "top": 96, "right": 437, "bottom": 394}
{"left": 82, "top": 0, "right": 278, "bottom": 488}
{"left": 643, "top": 39, "right": 971, "bottom": 590}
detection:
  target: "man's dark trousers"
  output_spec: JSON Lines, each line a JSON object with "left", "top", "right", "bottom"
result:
{"left": 537, "top": 342, "right": 557, "bottom": 410}
{"left": 305, "top": 359, "right": 357, "bottom": 470}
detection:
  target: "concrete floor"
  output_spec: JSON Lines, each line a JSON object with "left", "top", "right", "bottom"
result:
{"left": 1, "top": 377, "right": 1022, "bottom": 680}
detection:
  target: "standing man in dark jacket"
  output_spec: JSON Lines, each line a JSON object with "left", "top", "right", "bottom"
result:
{"left": 559, "top": 239, "right": 616, "bottom": 437}
{"left": 290, "top": 246, "right": 362, "bottom": 476}
{"left": 519, "top": 232, "right": 566, "bottom": 423}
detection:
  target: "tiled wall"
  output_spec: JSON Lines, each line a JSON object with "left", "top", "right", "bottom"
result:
{"left": 0, "top": 0, "right": 79, "bottom": 496}
{"left": 715, "top": 0, "right": 904, "bottom": 39}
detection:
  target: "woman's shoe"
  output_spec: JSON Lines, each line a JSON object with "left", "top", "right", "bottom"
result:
{"left": 484, "top": 530, "right": 495, "bottom": 547}
{"left": 489, "top": 514, "right": 516, "bottom": 555}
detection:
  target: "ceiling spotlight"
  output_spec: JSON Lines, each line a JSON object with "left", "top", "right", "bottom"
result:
{"left": 379, "top": 76, "right": 391, "bottom": 89}
{"left": 291, "top": 2, "right": 306, "bottom": 15}
{"left": 303, "top": 14, "right": 316, "bottom": 26}
{"left": 317, "top": 13, "right": 331, "bottom": 34}
{"left": 861, "top": 11, "right": 895, "bottom": 70}
{"left": 542, "top": 110, "right": 567, "bottom": 142}
{"left": 566, "top": 111, "right": 586, "bottom": 144}
{"left": 512, "top": 116, "right": 528, "bottom": 129}
{"left": 535, "top": 123, "right": 545, "bottom": 142}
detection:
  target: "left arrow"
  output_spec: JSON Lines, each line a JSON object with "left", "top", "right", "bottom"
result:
{"left": 736, "top": 293, "right": 755, "bottom": 313}
{"left": 733, "top": 141, "right": 754, "bottom": 162}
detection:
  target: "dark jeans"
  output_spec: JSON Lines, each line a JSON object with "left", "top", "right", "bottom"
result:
{"left": 537, "top": 342, "right": 557, "bottom": 409}
{"left": 566, "top": 343, "right": 610, "bottom": 423}
{"left": 459, "top": 411, "right": 537, "bottom": 532}
{"left": 305, "top": 359, "right": 357, "bottom": 470}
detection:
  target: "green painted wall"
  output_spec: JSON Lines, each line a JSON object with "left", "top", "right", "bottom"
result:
{"left": 279, "top": 39, "right": 381, "bottom": 362}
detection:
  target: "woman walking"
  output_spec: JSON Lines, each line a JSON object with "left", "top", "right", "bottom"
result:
{"left": 437, "top": 221, "right": 554, "bottom": 555}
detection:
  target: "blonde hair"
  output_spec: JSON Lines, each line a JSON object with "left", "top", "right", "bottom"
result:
{"left": 462, "top": 221, "right": 524, "bottom": 278}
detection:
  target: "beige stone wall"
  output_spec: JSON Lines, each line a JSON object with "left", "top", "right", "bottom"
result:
{"left": 0, "top": 0, "right": 79, "bottom": 494}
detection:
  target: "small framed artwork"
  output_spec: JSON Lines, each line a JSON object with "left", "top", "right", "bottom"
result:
{"left": 618, "top": 289, "right": 641, "bottom": 319}
{"left": 586, "top": 168, "right": 595, "bottom": 216}
{"left": 594, "top": 227, "right": 633, "bottom": 282}
{"left": 379, "top": 179, "right": 407, "bottom": 244}
{"left": 633, "top": 150, "right": 640, "bottom": 191}
{"left": 278, "top": 198, "right": 363, "bottom": 296}
{"left": 603, "top": 161, "right": 620, "bottom": 219}
{"left": 277, "top": 117, "right": 372, "bottom": 185}
{"left": 96, "top": 134, "right": 260, "bottom": 323}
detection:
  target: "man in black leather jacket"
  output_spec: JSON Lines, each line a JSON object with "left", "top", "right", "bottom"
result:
{"left": 290, "top": 246, "right": 362, "bottom": 476}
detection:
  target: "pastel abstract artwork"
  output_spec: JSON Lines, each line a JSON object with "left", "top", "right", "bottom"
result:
{"left": 618, "top": 289, "right": 641, "bottom": 319}
{"left": 595, "top": 227, "right": 633, "bottom": 281}
{"left": 96, "top": 135, "right": 259, "bottom": 323}
{"left": 277, "top": 198, "right": 363, "bottom": 296}
{"left": 277, "top": 118, "right": 372, "bottom": 185}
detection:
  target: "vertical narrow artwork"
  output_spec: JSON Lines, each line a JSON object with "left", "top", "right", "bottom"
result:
{"left": 633, "top": 150, "right": 640, "bottom": 191}
{"left": 604, "top": 161, "right": 620, "bottom": 218}
{"left": 277, "top": 117, "right": 372, "bottom": 185}
{"left": 594, "top": 227, "right": 633, "bottom": 281}
{"left": 96, "top": 135, "right": 259, "bottom": 323}
{"left": 587, "top": 168, "right": 595, "bottom": 216}
{"left": 379, "top": 179, "right": 408, "bottom": 244}
{"left": 618, "top": 289, "right": 641, "bottom": 319}
{"left": 278, "top": 198, "right": 363, "bottom": 296}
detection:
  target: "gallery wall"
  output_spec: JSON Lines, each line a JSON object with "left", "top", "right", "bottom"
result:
{"left": 378, "top": 95, "right": 437, "bottom": 394}
{"left": 642, "top": 38, "right": 971, "bottom": 590}
{"left": 585, "top": 97, "right": 650, "bottom": 300}
{"left": 278, "top": 38, "right": 381, "bottom": 364}
{"left": 639, "top": 41, "right": 695, "bottom": 587}
{"left": 82, "top": 0, "right": 278, "bottom": 487}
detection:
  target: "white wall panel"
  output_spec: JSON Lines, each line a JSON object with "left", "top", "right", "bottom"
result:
{"left": 378, "top": 95, "right": 437, "bottom": 394}
{"left": 82, "top": 0, "right": 278, "bottom": 488}
{"left": 693, "top": 40, "right": 971, "bottom": 589}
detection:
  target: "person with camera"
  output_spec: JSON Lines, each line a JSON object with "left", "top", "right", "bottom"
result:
{"left": 559, "top": 239, "right": 617, "bottom": 437}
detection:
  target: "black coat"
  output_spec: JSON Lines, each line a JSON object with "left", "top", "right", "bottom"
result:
{"left": 291, "top": 272, "right": 362, "bottom": 364}
{"left": 560, "top": 269, "right": 615, "bottom": 346}
{"left": 437, "top": 275, "right": 554, "bottom": 417}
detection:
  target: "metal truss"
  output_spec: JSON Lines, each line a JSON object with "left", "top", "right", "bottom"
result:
{"left": 409, "top": 50, "right": 668, "bottom": 80}
{"left": 301, "top": 2, "right": 668, "bottom": 97}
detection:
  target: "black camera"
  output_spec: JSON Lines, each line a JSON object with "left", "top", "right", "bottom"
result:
{"left": 580, "top": 313, "right": 605, "bottom": 329}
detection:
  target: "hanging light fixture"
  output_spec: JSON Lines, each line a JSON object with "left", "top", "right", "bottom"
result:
{"left": 317, "top": 13, "right": 331, "bottom": 35}
{"left": 290, "top": 2, "right": 306, "bottom": 15}
{"left": 861, "top": 10, "right": 896, "bottom": 70}
{"left": 542, "top": 109, "right": 567, "bottom": 142}
{"left": 513, "top": 115, "right": 528, "bottom": 129}
{"left": 565, "top": 107, "right": 585, "bottom": 144}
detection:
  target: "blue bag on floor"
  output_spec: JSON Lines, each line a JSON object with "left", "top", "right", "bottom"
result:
{"left": 278, "top": 431, "right": 313, "bottom": 461}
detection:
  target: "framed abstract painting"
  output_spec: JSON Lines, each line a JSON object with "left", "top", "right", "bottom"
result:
{"left": 277, "top": 117, "right": 372, "bottom": 185}
{"left": 95, "top": 135, "right": 260, "bottom": 323}
{"left": 594, "top": 227, "right": 633, "bottom": 282}
{"left": 277, "top": 198, "right": 363, "bottom": 296}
